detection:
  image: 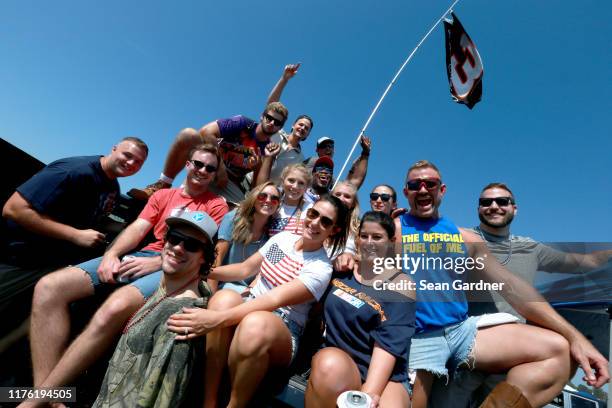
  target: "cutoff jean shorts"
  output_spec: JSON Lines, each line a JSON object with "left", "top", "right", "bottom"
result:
{"left": 408, "top": 315, "right": 479, "bottom": 381}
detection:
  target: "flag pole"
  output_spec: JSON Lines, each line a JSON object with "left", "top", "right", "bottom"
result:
{"left": 333, "top": 0, "right": 461, "bottom": 188}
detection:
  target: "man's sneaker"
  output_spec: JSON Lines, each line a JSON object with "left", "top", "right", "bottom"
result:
{"left": 128, "top": 180, "right": 171, "bottom": 201}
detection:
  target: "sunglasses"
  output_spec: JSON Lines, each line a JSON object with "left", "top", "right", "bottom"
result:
{"left": 190, "top": 160, "right": 217, "bottom": 173}
{"left": 305, "top": 208, "right": 335, "bottom": 229}
{"left": 406, "top": 178, "right": 441, "bottom": 191}
{"left": 479, "top": 197, "right": 514, "bottom": 207}
{"left": 263, "top": 113, "right": 285, "bottom": 127}
{"left": 318, "top": 143, "right": 334, "bottom": 149}
{"left": 370, "top": 193, "right": 392, "bottom": 202}
{"left": 256, "top": 192, "right": 281, "bottom": 206}
{"left": 165, "top": 229, "right": 204, "bottom": 253}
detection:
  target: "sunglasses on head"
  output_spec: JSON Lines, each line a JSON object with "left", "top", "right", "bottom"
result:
{"left": 305, "top": 208, "right": 335, "bottom": 229}
{"left": 189, "top": 160, "right": 217, "bottom": 173}
{"left": 479, "top": 197, "right": 514, "bottom": 207}
{"left": 165, "top": 229, "right": 204, "bottom": 253}
{"left": 256, "top": 192, "right": 280, "bottom": 205}
{"left": 263, "top": 113, "right": 285, "bottom": 127}
{"left": 370, "top": 192, "right": 392, "bottom": 202}
{"left": 405, "top": 178, "right": 441, "bottom": 191}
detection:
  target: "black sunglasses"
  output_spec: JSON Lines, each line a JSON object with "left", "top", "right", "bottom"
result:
{"left": 305, "top": 208, "right": 335, "bottom": 229}
{"left": 263, "top": 113, "right": 285, "bottom": 127}
{"left": 370, "top": 193, "right": 392, "bottom": 202}
{"left": 165, "top": 229, "right": 204, "bottom": 253}
{"left": 479, "top": 197, "right": 514, "bottom": 207}
{"left": 406, "top": 178, "right": 441, "bottom": 191}
{"left": 190, "top": 160, "right": 217, "bottom": 173}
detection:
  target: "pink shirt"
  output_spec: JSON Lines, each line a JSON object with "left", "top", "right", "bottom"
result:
{"left": 138, "top": 188, "right": 228, "bottom": 252}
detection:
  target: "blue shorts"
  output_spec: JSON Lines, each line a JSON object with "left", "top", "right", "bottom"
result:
{"left": 77, "top": 250, "right": 161, "bottom": 298}
{"left": 408, "top": 316, "right": 479, "bottom": 381}
{"left": 219, "top": 281, "right": 249, "bottom": 295}
{"left": 243, "top": 293, "right": 303, "bottom": 363}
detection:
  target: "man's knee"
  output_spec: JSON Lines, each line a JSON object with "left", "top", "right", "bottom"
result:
{"left": 175, "top": 128, "right": 201, "bottom": 148}
{"left": 32, "top": 267, "right": 91, "bottom": 308}
{"left": 89, "top": 287, "right": 144, "bottom": 332}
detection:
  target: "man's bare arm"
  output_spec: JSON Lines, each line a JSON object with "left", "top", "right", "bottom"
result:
{"left": 2, "top": 192, "right": 105, "bottom": 248}
{"left": 559, "top": 250, "right": 612, "bottom": 273}
{"left": 346, "top": 136, "right": 371, "bottom": 189}
{"left": 267, "top": 63, "right": 300, "bottom": 104}
{"left": 97, "top": 218, "right": 153, "bottom": 283}
{"left": 462, "top": 228, "right": 610, "bottom": 387}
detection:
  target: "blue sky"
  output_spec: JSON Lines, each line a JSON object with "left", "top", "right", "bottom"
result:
{"left": 1, "top": 0, "right": 610, "bottom": 242}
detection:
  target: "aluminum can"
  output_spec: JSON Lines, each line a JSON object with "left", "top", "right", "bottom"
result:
{"left": 336, "top": 390, "right": 372, "bottom": 408}
{"left": 117, "top": 255, "right": 135, "bottom": 283}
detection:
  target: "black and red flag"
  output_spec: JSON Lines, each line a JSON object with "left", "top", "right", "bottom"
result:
{"left": 443, "top": 12, "right": 483, "bottom": 109}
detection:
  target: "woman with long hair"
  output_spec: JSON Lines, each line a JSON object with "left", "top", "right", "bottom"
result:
{"left": 167, "top": 195, "right": 350, "bottom": 407}
{"left": 268, "top": 163, "right": 312, "bottom": 236}
{"left": 305, "top": 211, "right": 416, "bottom": 408}
{"left": 210, "top": 181, "right": 281, "bottom": 293}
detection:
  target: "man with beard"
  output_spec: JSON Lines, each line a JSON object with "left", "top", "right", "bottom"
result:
{"left": 129, "top": 102, "right": 288, "bottom": 204}
{"left": 394, "top": 161, "right": 608, "bottom": 408}
{"left": 28, "top": 144, "right": 228, "bottom": 393}
{"left": 19, "top": 210, "right": 218, "bottom": 408}
{"left": 429, "top": 182, "right": 612, "bottom": 408}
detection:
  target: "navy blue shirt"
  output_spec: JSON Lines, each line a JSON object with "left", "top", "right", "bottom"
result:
{"left": 5, "top": 155, "right": 119, "bottom": 265}
{"left": 322, "top": 272, "right": 416, "bottom": 382}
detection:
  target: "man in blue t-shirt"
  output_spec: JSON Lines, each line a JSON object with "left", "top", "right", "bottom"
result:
{"left": 0, "top": 137, "right": 148, "bottom": 337}
{"left": 394, "top": 160, "right": 608, "bottom": 408}
{"left": 129, "top": 102, "right": 289, "bottom": 204}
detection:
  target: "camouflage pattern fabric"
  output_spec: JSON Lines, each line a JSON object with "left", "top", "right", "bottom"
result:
{"left": 93, "top": 281, "right": 211, "bottom": 408}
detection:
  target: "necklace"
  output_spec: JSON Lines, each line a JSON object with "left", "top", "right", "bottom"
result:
{"left": 475, "top": 226, "right": 512, "bottom": 266}
{"left": 122, "top": 274, "right": 200, "bottom": 334}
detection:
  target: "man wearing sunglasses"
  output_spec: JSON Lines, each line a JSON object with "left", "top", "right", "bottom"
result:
{"left": 429, "top": 182, "right": 612, "bottom": 408}
{"left": 90, "top": 210, "right": 216, "bottom": 407}
{"left": 395, "top": 161, "right": 608, "bottom": 408}
{"left": 129, "top": 102, "right": 288, "bottom": 204}
{"left": 27, "top": 144, "right": 228, "bottom": 392}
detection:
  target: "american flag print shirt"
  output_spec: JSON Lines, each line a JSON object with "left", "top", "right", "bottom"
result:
{"left": 251, "top": 231, "right": 333, "bottom": 327}
{"left": 268, "top": 202, "right": 312, "bottom": 237}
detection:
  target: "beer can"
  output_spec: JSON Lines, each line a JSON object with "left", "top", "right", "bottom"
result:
{"left": 336, "top": 390, "right": 372, "bottom": 408}
{"left": 117, "top": 255, "right": 135, "bottom": 283}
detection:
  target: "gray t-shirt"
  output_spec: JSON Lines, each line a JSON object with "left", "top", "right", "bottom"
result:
{"left": 467, "top": 227, "right": 567, "bottom": 320}
{"left": 269, "top": 130, "right": 304, "bottom": 184}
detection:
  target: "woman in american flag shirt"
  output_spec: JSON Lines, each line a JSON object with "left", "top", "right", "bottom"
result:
{"left": 167, "top": 195, "right": 350, "bottom": 407}
{"left": 268, "top": 163, "right": 313, "bottom": 237}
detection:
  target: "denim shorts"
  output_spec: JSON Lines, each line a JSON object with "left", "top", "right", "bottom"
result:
{"left": 77, "top": 250, "right": 161, "bottom": 298}
{"left": 219, "top": 281, "right": 249, "bottom": 295}
{"left": 243, "top": 293, "right": 303, "bottom": 363}
{"left": 408, "top": 315, "right": 479, "bottom": 381}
